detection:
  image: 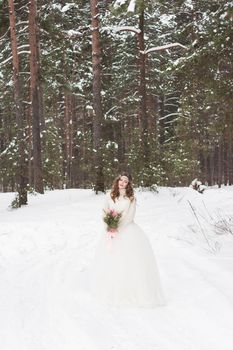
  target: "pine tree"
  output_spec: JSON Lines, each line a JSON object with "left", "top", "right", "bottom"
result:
{"left": 28, "top": 0, "right": 44, "bottom": 193}
{"left": 8, "top": 0, "right": 28, "bottom": 205}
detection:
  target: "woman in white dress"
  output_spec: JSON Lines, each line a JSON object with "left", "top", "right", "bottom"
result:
{"left": 90, "top": 172, "right": 165, "bottom": 308}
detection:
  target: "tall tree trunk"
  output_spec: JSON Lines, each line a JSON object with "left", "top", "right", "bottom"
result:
{"left": 90, "top": 0, "right": 104, "bottom": 193}
{"left": 229, "top": 131, "right": 233, "bottom": 185}
{"left": 8, "top": 0, "right": 28, "bottom": 205}
{"left": 26, "top": 104, "right": 33, "bottom": 187}
{"left": 159, "top": 94, "right": 165, "bottom": 144}
{"left": 210, "top": 147, "right": 215, "bottom": 186}
{"left": 64, "top": 91, "right": 73, "bottom": 187}
{"left": 117, "top": 120, "right": 126, "bottom": 167}
{"left": 28, "top": 0, "right": 44, "bottom": 193}
{"left": 71, "top": 95, "right": 80, "bottom": 188}
{"left": 217, "top": 138, "right": 222, "bottom": 188}
{"left": 223, "top": 134, "right": 228, "bottom": 186}
{"left": 138, "top": 3, "right": 149, "bottom": 166}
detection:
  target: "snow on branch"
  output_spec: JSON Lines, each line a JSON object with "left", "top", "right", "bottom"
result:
{"left": 0, "top": 28, "right": 10, "bottom": 42}
{"left": 17, "top": 44, "right": 30, "bottom": 50}
{"left": 115, "top": 26, "right": 141, "bottom": 35}
{"left": 15, "top": 21, "right": 29, "bottom": 26}
{"left": 0, "top": 139, "right": 16, "bottom": 158}
{"left": 142, "top": 43, "right": 188, "bottom": 55}
{"left": 114, "top": 0, "right": 137, "bottom": 13}
{"left": 18, "top": 26, "right": 29, "bottom": 34}
{"left": 0, "top": 51, "right": 30, "bottom": 67}
{"left": 127, "top": 0, "right": 136, "bottom": 13}
{"left": 164, "top": 118, "right": 179, "bottom": 124}
{"left": 114, "top": 0, "right": 128, "bottom": 8}
{"left": 159, "top": 112, "right": 180, "bottom": 120}
{"left": 61, "top": 3, "right": 77, "bottom": 13}
{"left": 65, "top": 29, "right": 83, "bottom": 37}
{"left": 91, "top": 26, "right": 100, "bottom": 31}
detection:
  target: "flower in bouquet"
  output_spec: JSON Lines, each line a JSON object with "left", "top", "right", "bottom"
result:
{"left": 103, "top": 209, "right": 122, "bottom": 238}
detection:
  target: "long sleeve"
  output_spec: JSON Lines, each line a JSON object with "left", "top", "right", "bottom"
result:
{"left": 120, "top": 197, "right": 136, "bottom": 227}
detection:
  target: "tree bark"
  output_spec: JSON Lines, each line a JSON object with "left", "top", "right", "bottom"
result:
{"left": 8, "top": 0, "right": 28, "bottom": 205}
{"left": 159, "top": 94, "right": 165, "bottom": 144}
{"left": 64, "top": 90, "right": 74, "bottom": 187}
{"left": 217, "top": 138, "right": 222, "bottom": 188}
{"left": 28, "top": 0, "right": 44, "bottom": 193}
{"left": 223, "top": 134, "right": 228, "bottom": 186}
{"left": 90, "top": 0, "right": 104, "bottom": 193}
{"left": 138, "top": 3, "right": 149, "bottom": 165}
{"left": 229, "top": 131, "right": 233, "bottom": 185}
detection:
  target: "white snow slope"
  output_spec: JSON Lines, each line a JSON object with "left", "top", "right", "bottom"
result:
{"left": 0, "top": 186, "right": 233, "bottom": 350}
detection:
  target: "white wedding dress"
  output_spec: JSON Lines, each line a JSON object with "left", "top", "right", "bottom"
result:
{"left": 89, "top": 189, "right": 165, "bottom": 308}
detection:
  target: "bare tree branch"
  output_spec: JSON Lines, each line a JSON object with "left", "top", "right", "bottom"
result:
{"left": 115, "top": 26, "right": 141, "bottom": 35}
{"left": 141, "top": 43, "right": 188, "bottom": 55}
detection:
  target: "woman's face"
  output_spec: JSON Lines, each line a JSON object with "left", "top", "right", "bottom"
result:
{"left": 118, "top": 176, "right": 129, "bottom": 189}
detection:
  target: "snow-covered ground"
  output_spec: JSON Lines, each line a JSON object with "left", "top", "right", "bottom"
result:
{"left": 1, "top": 186, "right": 233, "bottom": 350}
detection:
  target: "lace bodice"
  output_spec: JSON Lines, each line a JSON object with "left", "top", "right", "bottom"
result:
{"left": 103, "top": 189, "right": 136, "bottom": 228}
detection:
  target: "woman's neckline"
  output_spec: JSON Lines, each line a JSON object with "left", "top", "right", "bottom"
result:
{"left": 119, "top": 188, "right": 126, "bottom": 196}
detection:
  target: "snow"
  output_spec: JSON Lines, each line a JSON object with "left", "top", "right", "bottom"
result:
{"left": 115, "top": 26, "right": 141, "bottom": 35}
{"left": 0, "top": 139, "right": 16, "bottom": 156}
{"left": 144, "top": 43, "right": 187, "bottom": 55}
{"left": 1, "top": 186, "right": 233, "bottom": 350}
{"left": 127, "top": 0, "right": 136, "bottom": 13}
{"left": 159, "top": 14, "right": 175, "bottom": 26}
{"left": 185, "top": 0, "right": 194, "bottom": 10}
{"left": 114, "top": 0, "right": 128, "bottom": 8}
{"left": 61, "top": 3, "right": 76, "bottom": 13}
{"left": 66, "top": 29, "right": 82, "bottom": 37}
{"left": 113, "top": 0, "right": 138, "bottom": 13}
{"left": 106, "top": 141, "right": 118, "bottom": 149}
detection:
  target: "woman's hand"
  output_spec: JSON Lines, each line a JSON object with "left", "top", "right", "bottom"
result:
{"left": 107, "top": 228, "right": 118, "bottom": 239}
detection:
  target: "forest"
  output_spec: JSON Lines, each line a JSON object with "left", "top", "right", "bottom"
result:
{"left": 0, "top": 0, "right": 232, "bottom": 205}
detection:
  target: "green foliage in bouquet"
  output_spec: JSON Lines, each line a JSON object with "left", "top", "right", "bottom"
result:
{"left": 103, "top": 209, "right": 122, "bottom": 230}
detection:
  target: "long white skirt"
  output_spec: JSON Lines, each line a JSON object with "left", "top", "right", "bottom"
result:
{"left": 89, "top": 222, "right": 165, "bottom": 308}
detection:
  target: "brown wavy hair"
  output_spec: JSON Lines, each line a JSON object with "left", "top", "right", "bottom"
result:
{"left": 110, "top": 172, "right": 134, "bottom": 202}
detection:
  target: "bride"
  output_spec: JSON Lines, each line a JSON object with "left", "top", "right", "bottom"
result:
{"left": 90, "top": 172, "right": 165, "bottom": 308}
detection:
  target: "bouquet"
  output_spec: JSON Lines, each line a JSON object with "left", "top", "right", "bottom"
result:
{"left": 103, "top": 209, "right": 122, "bottom": 238}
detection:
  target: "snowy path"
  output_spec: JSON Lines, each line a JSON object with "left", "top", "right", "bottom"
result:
{"left": 1, "top": 188, "right": 233, "bottom": 350}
